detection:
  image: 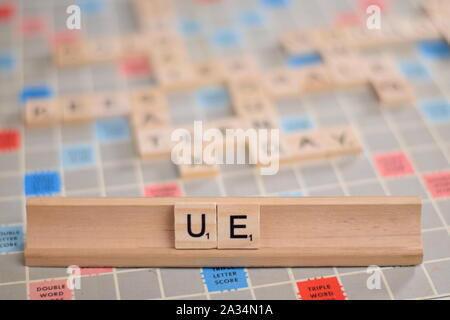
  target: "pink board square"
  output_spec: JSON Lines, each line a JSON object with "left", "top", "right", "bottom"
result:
{"left": 423, "top": 172, "right": 450, "bottom": 198}
{"left": 144, "top": 182, "right": 182, "bottom": 197}
{"left": 374, "top": 152, "right": 414, "bottom": 178}
{"left": 29, "top": 279, "right": 73, "bottom": 300}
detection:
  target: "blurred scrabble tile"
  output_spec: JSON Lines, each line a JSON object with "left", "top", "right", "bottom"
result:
{"left": 85, "top": 37, "right": 121, "bottom": 63}
{"left": 322, "top": 125, "right": 363, "bottom": 157}
{"left": 394, "top": 17, "right": 440, "bottom": 41}
{"left": 227, "top": 75, "right": 266, "bottom": 101}
{"left": 94, "top": 92, "right": 131, "bottom": 118}
{"left": 327, "top": 57, "right": 368, "bottom": 88}
{"left": 177, "top": 162, "right": 220, "bottom": 180}
{"left": 263, "top": 68, "right": 299, "bottom": 98}
{"left": 60, "top": 95, "right": 95, "bottom": 123}
{"left": 298, "top": 65, "right": 335, "bottom": 93}
{"left": 130, "top": 108, "right": 170, "bottom": 129}
{"left": 174, "top": 202, "right": 217, "bottom": 249}
{"left": 119, "top": 34, "right": 151, "bottom": 56}
{"left": 195, "top": 61, "right": 224, "bottom": 85}
{"left": 218, "top": 55, "right": 259, "bottom": 80}
{"left": 217, "top": 204, "right": 260, "bottom": 249}
{"left": 245, "top": 114, "right": 279, "bottom": 130}
{"left": 135, "top": 126, "right": 173, "bottom": 159}
{"left": 151, "top": 46, "right": 190, "bottom": 66}
{"left": 283, "top": 130, "right": 327, "bottom": 162}
{"left": 318, "top": 43, "right": 360, "bottom": 62}
{"left": 365, "top": 56, "right": 401, "bottom": 81}
{"left": 154, "top": 63, "right": 198, "bottom": 90}
{"left": 234, "top": 96, "right": 276, "bottom": 117}
{"left": 24, "top": 99, "right": 61, "bottom": 126}
{"left": 280, "top": 31, "right": 316, "bottom": 55}
{"left": 53, "top": 41, "right": 87, "bottom": 67}
{"left": 310, "top": 27, "right": 350, "bottom": 48}
{"left": 128, "top": 87, "right": 168, "bottom": 110}
{"left": 371, "top": 76, "right": 415, "bottom": 106}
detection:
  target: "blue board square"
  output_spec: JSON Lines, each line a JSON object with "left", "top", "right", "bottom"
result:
{"left": 78, "top": 0, "right": 104, "bottom": 15}
{"left": 62, "top": 144, "right": 96, "bottom": 169}
{"left": 418, "top": 40, "right": 450, "bottom": 59}
{"left": 24, "top": 171, "right": 61, "bottom": 196}
{"left": 261, "top": 0, "right": 290, "bottom": 9}
{"left": 288, "top": 53, "right": 322, "bottom": 68}
{"left": 238, "top": 10, "right": 265, "bottom": 28}
{"left": 0, "top": 52, "right": 15, "bottom": 72}
{"left": 201, "top": 267, "right": 249, "bottom": 292}
{"left": 95, "top": 117, "right": 130, "bottom": 142}
{"left": 179, "top": 19, "right": 202, "bottom": 37}
{"left": 19, "top": 85, "right": 53, "bottom": 104}
{"left": 195, "top": 85, "right": 230, "bottom": 110}
{"left": 212, "top": 30, "right": 240, "bottom": 48}
{"left": 0, "top": 226, "right": 24, "bottom": 253}
{"left": 399, "top": 61, "right": 429, "bottom": 79}
{"left": 281, "top": 116, "right": 315, "bottom": 133}
{"left": 420, "top": 100, "right": 450, "bottom": 124}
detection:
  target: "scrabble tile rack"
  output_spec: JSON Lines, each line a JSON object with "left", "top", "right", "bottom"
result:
{"left": 25, "top": 196, "right": 422, "bottom": 267}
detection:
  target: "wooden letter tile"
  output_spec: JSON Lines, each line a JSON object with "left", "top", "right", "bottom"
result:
{"left": 94, "top": 92, "right": 131, "bottom": 118}
{"left": 263, "top": 68, "right": 300, "bottom": 98}
{"left": 60, "top": 95, "right": 95, "bottom": 123}
{"left": 25, "top": 99, "right": 61, "bottom": 126}
{"left": 298, "top": 65, "right": 335, "bottom": 93}
{"left": 322, "top": 125, "right": 363, "bottom": 157}
{"left": 371, "top": 76, "right": 415, "bottom": 107}
{"left": 283, "top": 130, "right": 327, "bottom": 163}
{"left": 174, "top": 203, "right": 217, "bottom": 249}
{"left": 53, "top": 41, "right": 87, "bottom": 67}
{"left": 135, "top": 126, "right": 173, "bottom": 159}
{"left": 217, "top": 204, "right": 260, "bottom": 249}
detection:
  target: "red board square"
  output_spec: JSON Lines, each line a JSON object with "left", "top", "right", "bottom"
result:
{"left": 145, "top": 182, "right": 182, "bottom": 197}
{"left": 20, "top": 16, "right": 46, "bottom": 35}
{"left": 0, "top": 130, "right": 20, "bottom": 152}
{"left": 0, "top": 3, "right": 15, "bottom": 22}
{"left": 297, "top": 277, "right": 346, "bottom": 300}
{"left": 119, "top": 55, "right": 151, "bottom": 78}
{"left": 423, "top": 172, "right": 450, "bottom": 198}
{"left": 29, "top": 279, "right": 73, "bottom": 300}
{"left": 374, "top": 152, "right": 414, "bottom": 178}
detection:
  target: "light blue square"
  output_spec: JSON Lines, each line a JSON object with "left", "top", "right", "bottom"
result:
{"left": 238, "top": 10, "right": 265, "bottom": 28}
{"left": 399, "top": 61, "right": 430, "bottom": 79}
{"left": 195, "top": 85, "right": 230, "bottom": 110}
{"left": 212, "top": 29, "right": 240, "bottom": 48}
{"left": 281, "top": 116, "right": 315, "bottom": 133}
{"left": 261, "top": 0, "right": 291, "bottom": 9}
{"left": 420, "top": 100, "right": 450, "bottom": 124}
{"left": 201, "top": 267, "right": 248, "bottom": 292}
{"left": 62, "top": 144, "right": 96, "bottom": 169}
{"left": 0, "top": 226, "right": 24, "bottom": 253}
{"left": 78, "top": 0, "right": 104, "bottom": 15}
{"left": 95, "top": 117, "right": 130, "bottom": 142}
{"left": 178, "top": 19, "right": 202, "bottom": 37}
{"left": 276, "top": 191, "right": 303, "bottom": 197}
{"left": 0, "top": 52, "right": 15, "bottom": 72}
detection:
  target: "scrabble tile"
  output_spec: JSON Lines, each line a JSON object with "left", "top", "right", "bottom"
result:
{"left": 218, "top": 55, "right": 259, "bottom": 80}
{"left": 280, "top": 31, "right": 316, "bottom": 55}
{"left": 371, "top": 76, "right": 415, "bottom": 106}
{"left": 217, "top": 204, "right": 260, "bottom": 249}
{"left": 310, "top": 28, "right": 350, "bottom": 48}
{"left": 135, "top": 126, "right": 173, "bottom": 159}
{"left": 327, "top": 57, "right": 368, "bottom": 88}
{"left": 233, "top": 95, "right": 276, "bottom": 117}
{"left": 177, "top": 162, "right": 220, "bottom": 180}
{"left": 119, "top": 34, "right": 150, "bottom": 56}
{"left": 394, "top": 17, "right": 440, "bottom": 42}
{"left": 94, "top": 92, "right": 131, "bottom": 118}
{"left": 227, "top": 75, "right": 265, "bottom": 99}
{"left": 60, "top": 95, "right": 95, "bottom": 123}
{"left": 263, "top": 68, "right": 299, "bottom": 98}
{"left": 24, "top": 99, "right": 61, "bottom": 126}
{"left": 322, "top": 125, "right": 363, "bottom": 157}
{"left": 130, "top": 108, "right": 170, "bottom": 129}
{"left": 298, "top": 65, "right": 335, "bottom": 93}
{"left": 154, "top": 63, "right": 198, "bottom": 91}
{"left": 317, "top": 43, "right": 359, "bottom": 62}
{"left": 151, "top": 46, "right": 190, "bottom": 66}
{"left": 365, "top": 57, "right": 401, "bottom": 81}
{"left": 195, "top": 61, "right": 224, "bottom": 85}
{"left": 283, "top": 130, "right": 327, "bottom": 163}
{"left": 174, "top": 202, "right": 217, "bottom": 249}
{"left": 246, "top": 114, "right": 279, "bottom": 130}
{"left": 53, "top": 41, "right": 87, "bottom": 67}
{"left": 85, "top": 37, "right": 121, "bottom": 63}
{"left": 128, "top": 87, "right": 168, "bottom": 110}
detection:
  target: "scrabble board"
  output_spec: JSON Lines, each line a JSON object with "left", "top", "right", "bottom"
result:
{"left": 1, "top": 0, "right": 450, "bottom": 300}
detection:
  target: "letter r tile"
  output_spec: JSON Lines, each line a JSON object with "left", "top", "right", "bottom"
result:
{"left": 174, "top": 203, "right": 217, "bottom": 249}
{"left": 217, "top": 204, "right": 260, "bottom": 249}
